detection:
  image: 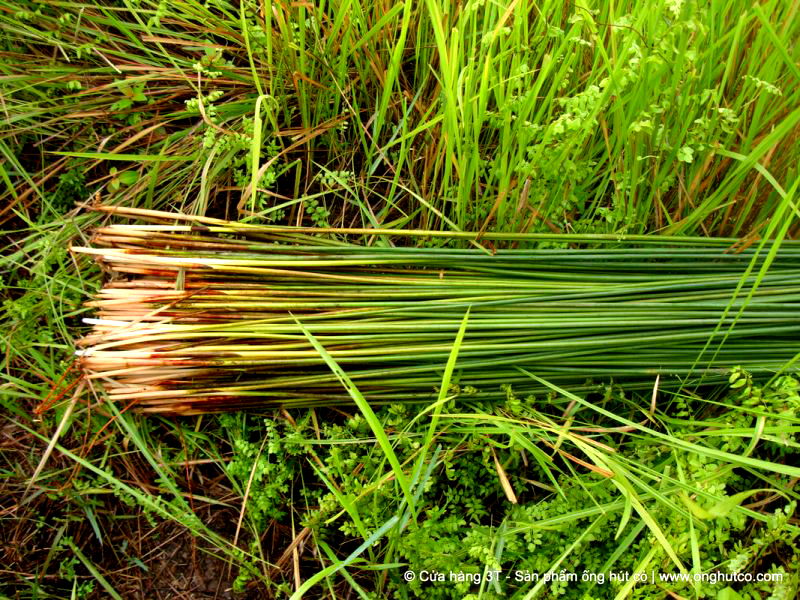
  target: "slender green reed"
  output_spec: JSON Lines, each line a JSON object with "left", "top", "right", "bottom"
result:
{"left": 73, "top": 209, "right": 800, "bottom": 414}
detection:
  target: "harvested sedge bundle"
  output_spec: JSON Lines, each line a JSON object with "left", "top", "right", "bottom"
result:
{"left": 73, "top": 208, "right": 800, "bottom": 415}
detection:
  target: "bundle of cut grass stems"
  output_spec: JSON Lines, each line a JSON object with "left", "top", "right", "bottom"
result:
{"left": 73, "top": 207, "right": 800, "bottom": 415}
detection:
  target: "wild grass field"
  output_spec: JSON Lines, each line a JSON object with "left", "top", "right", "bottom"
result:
{"left": 1, "top": 0, "right": 799, "bottom": 598}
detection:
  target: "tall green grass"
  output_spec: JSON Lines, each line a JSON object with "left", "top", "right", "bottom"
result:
{"left": 2, "top": 0, "right": 799, "bottom": 597}
{"left": 1, "top": 0, "right": 798, "bottom": 234}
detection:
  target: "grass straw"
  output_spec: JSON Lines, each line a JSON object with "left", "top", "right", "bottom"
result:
{"left": 73, "top": 208, "right": 800, "bottom": 415}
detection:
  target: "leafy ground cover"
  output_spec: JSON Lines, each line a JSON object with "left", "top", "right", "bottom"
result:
{"left": 1, "top": 0, "right": 799, "bottom": 598}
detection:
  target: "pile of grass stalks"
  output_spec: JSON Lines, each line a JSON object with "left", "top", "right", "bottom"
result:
{"left": 73, "top": 207, "right": 800, "bottom": 415}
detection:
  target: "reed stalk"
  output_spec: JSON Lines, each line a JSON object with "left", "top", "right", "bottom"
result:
{"left": 73, "top": 208, "right": 800, "bottom": 414}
